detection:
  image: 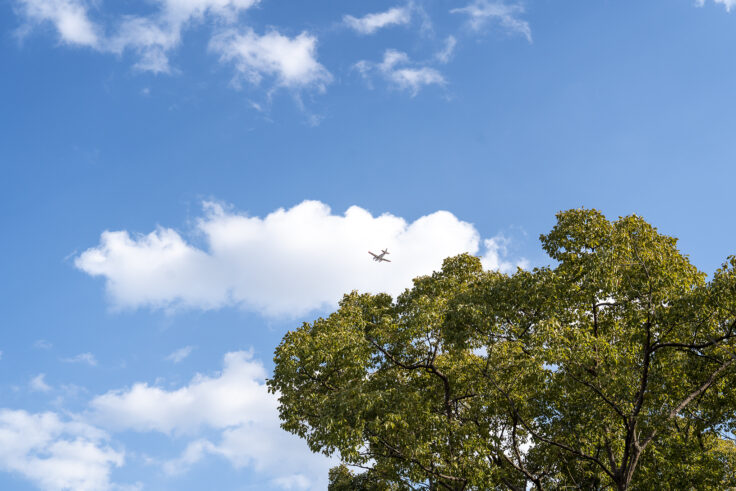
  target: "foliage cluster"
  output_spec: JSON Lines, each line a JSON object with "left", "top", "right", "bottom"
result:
{"left": 269, "top": 209, "right": 736, "bottom": 490}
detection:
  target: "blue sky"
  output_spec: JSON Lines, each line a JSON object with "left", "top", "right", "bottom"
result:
{"left": 2, "top": 0, "right": 736, "bottom": 489}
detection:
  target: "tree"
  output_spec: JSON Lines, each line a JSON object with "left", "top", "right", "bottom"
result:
{"left": 269, "top": 209, "right": 736, "bottom": 490}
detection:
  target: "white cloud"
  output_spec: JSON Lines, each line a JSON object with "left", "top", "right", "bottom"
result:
{"left": 209, "top": 29, "right": 332, "bottom": 91}
{"left": 480, "top": 235, "right": 529, "bottom": 273}
{"left": 436, "top": 35, "right": 457, "bottom": 63}
{"left": 3, "top": 352, "right": 339, "bottom": 489}
{"left": 62, "top": 352, "right": 98, "bottom": 366}
{"left": 451, "top": 0, "right": 532, "bottom": 42}
{"left": 343, "top": 6, "right": 411, "bottom": 34}
{"left": 0, "top": 409, "right": 123, "bottom": 491}
{"left": 105, "top": 17, "right": 178, "bottom": 74}
{"left": 89, "top": 351, "right": 332, "bottom": 486}
{"left": 15, "top": 0, "right": 261, "bottom": 73}
{"left": 165, "top": 346, "right": 194, "bottom": 363}
{"left": 271, "top": 474, "right": 311, "bottom": 490}
{"left": 388, "top": 66, "right": 445, "bottom": 94}
{"left": 697, "top": 0, "right": 736, "bottom": 11}
{"left": 159, "top": 0, "right": 259, "bottom": 23}
{"left": 89, "top": 351, "right": 274, "bottom": 434}
{"left": 16, "top": 0, "right": 99, "bottom": 46}
{"left": 74, "top": 201, "right": 525, "bottom": 316}
{"left": 356, "top": 50, "right": 445, "bottom": 96}
{"left": 206, "top": 420, "right": 333, "bottom": 482}
{"left": 34, "top": 339, "right": 53, "bottom": 350}
{"left": 107, "top": 0, "right": 262, "bottom": 73}
{"left": 161, "top": 439, "right": 215, "bottom": 475}
{"left": 31, "top": 374, "right": 52, "bottom": 393}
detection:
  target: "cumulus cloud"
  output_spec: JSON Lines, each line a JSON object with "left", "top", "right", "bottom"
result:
{"left": 343, "top": 6, "right": 412, "bottom": 34}
{"left": 90, "top": 351, "right": 273, "bottom": 434}
{"left": 697, "top": 0, "right": 736, "bottom": 11}
{"left": 89, "top": 351, "right": 332, "bottom": 487}
{"left": 3, "top": 352, "right": 333, "bottom": 488}
{"left": 355, "top": 50, "right": 445, "bottom": 96}
{"left": 165, "top": 346, "right": 194, "bottom": 363}
{"left": 76, "top": 201, "right": 525, "bottom": 316}
{"left": 0, "top": 409, "right": 123, "bottom": 491}
{"left": 451, "top": 0, "right": 532, "bottom": 42}
{"left": 209, "top": 29, "right": 332, "bottom": 91}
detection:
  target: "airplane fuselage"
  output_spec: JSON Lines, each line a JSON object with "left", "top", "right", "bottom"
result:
{"left": 369, "top": 249, "right": 391, "bottom": 262}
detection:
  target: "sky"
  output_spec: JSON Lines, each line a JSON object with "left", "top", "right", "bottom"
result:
{"left": 2, "top": 0, "right": 736, "bottom": 489}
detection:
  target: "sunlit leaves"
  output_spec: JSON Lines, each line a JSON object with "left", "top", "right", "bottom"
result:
{"left": 269, "top": 209, "right": 736, "bottom": 490}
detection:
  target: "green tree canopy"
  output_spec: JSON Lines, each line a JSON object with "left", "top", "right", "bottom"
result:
{"left": 269, "top": 209, "right": 736, "bottom": 490}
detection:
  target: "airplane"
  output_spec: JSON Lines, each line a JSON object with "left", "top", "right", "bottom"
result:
{"left": 369, "top": 249, "right": 391, "bottom": 262}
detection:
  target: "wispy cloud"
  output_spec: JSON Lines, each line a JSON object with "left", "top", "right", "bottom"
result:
{"left": 62, "top": 352, "right": 98, "bottom": 366}
{"left": 356, "top": 50, "right": 446, "bottom": 96}
{"left": 451, "top": 0, "right": 532, "bottom": 43}
{"left": 343, "top": 6, "right": 412, "bottom": 34}
{"left": 271, "top": 474, "right": 311, "bottom": 490}
{"left": 435, "top": 35, "right": 457, "bottom": 63}
{"left": 30, "top": 374, "right": 51, "bottom": 393}
{"left": 166, "top": 346, "right": 194, "bottom": 363}
{"left": 696, "top": 0, "right": 736, "bottom": 11}
{"left": 209, "top": 29, "right": 332, "bottom": 92}
{"left": 102, "top": 0, "right": 259, "bottom": 74}
{"left": 13, "top": 0, "right": 279, "bottom": 76}
{"left": 16, "top": 0, "right": 99, "bottom": 47}
{"left": 34, "top": 339, "right": 53, "bottom": 350}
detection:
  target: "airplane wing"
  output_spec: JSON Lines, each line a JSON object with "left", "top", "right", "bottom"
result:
{"left": 368, "top": 252, "right": 378, "bottom": 258}
{"left": 381, "top": 258, "right": 391, "bottom": 262}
